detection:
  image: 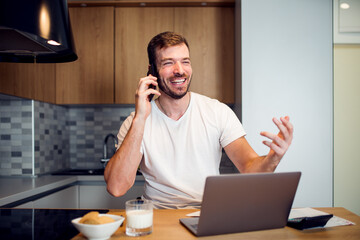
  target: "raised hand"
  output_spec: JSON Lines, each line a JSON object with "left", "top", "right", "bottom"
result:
{"left": 260, "top": 116, "right": 294, "bottom": 165}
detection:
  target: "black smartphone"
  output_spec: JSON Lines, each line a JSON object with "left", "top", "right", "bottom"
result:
{"left": 147, "top": 64, "right": 158, "bottom": 101}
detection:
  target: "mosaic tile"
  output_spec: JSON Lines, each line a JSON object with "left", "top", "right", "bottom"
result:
{"left": 1, "top": 93, "right": 237, "bottom": 176}
{"left": 0, "top": 98, "right": 33, "bottom": 176}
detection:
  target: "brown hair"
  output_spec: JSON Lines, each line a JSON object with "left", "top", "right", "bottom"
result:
{"left": 147, "top": 31, "right": 189, "bottom": 66}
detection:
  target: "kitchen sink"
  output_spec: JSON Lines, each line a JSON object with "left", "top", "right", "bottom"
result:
{"left": 52, "top": 168, "right": 105, "bottom": 175}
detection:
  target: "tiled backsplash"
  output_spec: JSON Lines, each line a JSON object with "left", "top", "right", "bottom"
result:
{"left": 0, "top": 99, "right": 33, "bottom": 176}
{"left": 0, "top": 95, "right": 237, "bottom": 176}
{"left": 34, "top": 101, "right": 70, "bottom": 175}
{"left": 0, "top": 95, "right": 134, "bottom": 176}
{"left": 67, "top": 107, "right": 133, "bottom": 169}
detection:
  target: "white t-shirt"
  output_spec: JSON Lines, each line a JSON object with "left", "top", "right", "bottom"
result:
{"left": 117, "top": 92, "right": 246, "bottom": 208}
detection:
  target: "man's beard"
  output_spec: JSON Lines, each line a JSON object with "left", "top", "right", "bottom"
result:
{"left": 158, "top": 73, "right": 191, "bottom": 100}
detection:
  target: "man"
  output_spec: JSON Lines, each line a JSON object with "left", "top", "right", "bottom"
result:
{"left": 104, "top": 32, "right": 293, "bottom": 209}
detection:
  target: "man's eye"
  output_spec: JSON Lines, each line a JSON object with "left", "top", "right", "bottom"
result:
{"left": 163, "top": 62, "right": 173, "bottom": 66}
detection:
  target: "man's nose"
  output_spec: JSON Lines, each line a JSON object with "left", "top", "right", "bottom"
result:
{"left": 173, "top": 61, "right": 184, "bottom": 75}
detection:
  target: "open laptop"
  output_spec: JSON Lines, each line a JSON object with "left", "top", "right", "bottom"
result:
{"left": 180, "top": 172, "right": 301, "bottom": 236}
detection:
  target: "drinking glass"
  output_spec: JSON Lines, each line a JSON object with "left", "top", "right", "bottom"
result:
{"left": 125, "top": 199, "right": 153, "bottom": 236}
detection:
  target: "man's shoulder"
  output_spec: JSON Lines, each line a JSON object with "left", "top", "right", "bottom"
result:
{"left": 191, "top": 92, "right": 220, "bottom": 104}
{"left": 191, "top": 92, "right": 227, "bottom": 110}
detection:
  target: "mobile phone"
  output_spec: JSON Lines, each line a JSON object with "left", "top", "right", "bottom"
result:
{"left": 147, "top": 64, "right": 158, "bottom": 101}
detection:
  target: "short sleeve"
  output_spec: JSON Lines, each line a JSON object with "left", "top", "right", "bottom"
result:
{"left": 218, "top": 104, "right": 246, "bottom": 147}
{"left": 116, "top": 112, "right": 135, "bottom": 150}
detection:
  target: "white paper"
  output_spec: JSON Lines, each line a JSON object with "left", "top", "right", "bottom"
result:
{"left": 186, "top": 208, "right": 355, "bottom": 228}
{"left": 289, "top": 208, "right": 355, "bottom": 228}
{"left": 186, "top": 211, "right": 200, "bottom": 217}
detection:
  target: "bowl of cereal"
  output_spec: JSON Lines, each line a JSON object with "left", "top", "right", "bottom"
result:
{"left": 72, "top": 211, "right": 124, "bottom": 240}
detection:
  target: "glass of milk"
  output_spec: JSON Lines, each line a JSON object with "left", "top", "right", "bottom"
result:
{"left": 125, "top": 199, "right": 153, "bottom": 236}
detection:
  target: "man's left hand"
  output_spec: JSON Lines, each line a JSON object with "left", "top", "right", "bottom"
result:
{"left": 260, "top": 116, "right": 294, "bottom": 165}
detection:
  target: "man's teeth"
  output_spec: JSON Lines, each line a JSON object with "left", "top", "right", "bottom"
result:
{"left": 172, "top": 78, "right": 186, "bottom": 84}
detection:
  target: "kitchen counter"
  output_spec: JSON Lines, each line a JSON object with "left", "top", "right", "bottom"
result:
{"left": 0, "top": 174, "right": 144, "bottom": 207}
{"left": 0, "top": 208, "right": 359, "bottom": 240}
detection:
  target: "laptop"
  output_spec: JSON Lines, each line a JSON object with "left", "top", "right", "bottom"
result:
{"left": 180, "top": 172, "right": 301, "bottom": 236}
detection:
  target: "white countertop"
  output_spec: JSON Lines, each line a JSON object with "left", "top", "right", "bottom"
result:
{"left": 0, "top": 174, "right": 144, "bottom": 207}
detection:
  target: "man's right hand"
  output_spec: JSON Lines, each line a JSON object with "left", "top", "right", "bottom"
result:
{"left": 135, "top": 75, "right": 160, "bottom": 121}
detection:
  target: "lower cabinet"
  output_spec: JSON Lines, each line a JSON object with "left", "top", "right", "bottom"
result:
{"left": 14, "top": 180, "right": 144, "bottom": 209}
{"left": 15, "top": 185, "right": 79, "bottom": 209}
{"left": 79, "top": 181, "right": 144, "bottom": 209}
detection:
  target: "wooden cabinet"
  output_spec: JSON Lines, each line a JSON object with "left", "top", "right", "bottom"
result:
{"left": 174, "top": 7, "right": 235, "bottom": 104}
{"left": 114, "top": 7, "right": 235, "bottom": 104}
{"left": 115, "top": 7, "right": 174, "bottom": 104}
{"left": 0, "top": 3, "right": 235, "bottom": 104}
{"left": 56, "top": 7, "right": 114, "bottom": 104}
{"left": 0, "top": 63, "right": 56, "bottom": 103}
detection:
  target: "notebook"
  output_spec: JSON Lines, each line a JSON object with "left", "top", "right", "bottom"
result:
{"left": 179, "top": 171, "right": 301, "bottom": 236}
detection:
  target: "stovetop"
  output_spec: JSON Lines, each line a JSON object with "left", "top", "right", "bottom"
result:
{"left": 0, "top": 208, "right": 108, "bottom": 240}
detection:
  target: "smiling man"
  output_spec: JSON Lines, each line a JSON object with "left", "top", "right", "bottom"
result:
{"left": 104, "top": 32, "right": 293, "bottom": 209}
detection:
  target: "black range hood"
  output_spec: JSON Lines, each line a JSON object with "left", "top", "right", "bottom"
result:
{"left": 0, "top": 0, "right": 77, "bottom": 63}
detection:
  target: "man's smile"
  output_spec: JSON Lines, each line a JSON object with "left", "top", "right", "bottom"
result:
{"left": 170, "top": 78, "right": 187, "bottom": 85}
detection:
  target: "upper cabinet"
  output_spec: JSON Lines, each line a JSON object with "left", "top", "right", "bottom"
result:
{"left": 0, "top": 63, "right": 56, "bottom": 103}
{"left": 114, "top": 6, "right": 234, "bottom": 104}
{"left": 174, "top": 7, "right": 235, "bottom": 104}
{"left": 0, "top": 1, "right": 235, "bottom": 105}
{"left": 114, "top": 7, "right": 175, "bottom": 104}
{"left": 56, "top": 7, "right": 115, "bottom": 104}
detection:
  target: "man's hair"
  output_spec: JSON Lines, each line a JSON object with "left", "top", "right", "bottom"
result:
{"left": 147, "top": 31, "right": 190, "bottom": 66}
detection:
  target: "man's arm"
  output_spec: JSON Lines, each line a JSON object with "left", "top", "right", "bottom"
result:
{"left": 104, "top": 75, "right": 160, "bottom": 197}
{"left": 224, "top": 116, "right": 293, "bottom": 173}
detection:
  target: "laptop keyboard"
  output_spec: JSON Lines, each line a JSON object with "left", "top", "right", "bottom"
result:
{"left": 191, "top": 223, "right": 198, "bottom": 230}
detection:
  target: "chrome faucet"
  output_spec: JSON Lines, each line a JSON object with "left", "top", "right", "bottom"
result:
{"left": 100, "top": 133, "right": 118, "bottom": 168}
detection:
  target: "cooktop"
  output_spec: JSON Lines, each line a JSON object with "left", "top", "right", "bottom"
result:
{"left": 0, "top": 208, "right": 109, "bottom": 240}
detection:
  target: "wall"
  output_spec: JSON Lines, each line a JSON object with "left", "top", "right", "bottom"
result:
{"left": 0, "top": 98, "right": 33, "bottom": 175}
{"left": 0, "top": 95, "right": 134, "bottom": 176}
{"left": 334, "top": 45, "right": 360, "bottom": 215}
{"left": 239, "top": 0, "right": 333, "bottom": 207}
{"left": 0, "top": 95, "right": 237, "bottom": 176}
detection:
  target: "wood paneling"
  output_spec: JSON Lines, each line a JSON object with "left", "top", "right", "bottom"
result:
{"left": 0, "top": 63, "right": 55, "bottom": 103}
{"left": 1, "top": 5, "right": 235, "bottom": 105}
{"left": 68, "top": 0, "right": 235, "bottom": 8}
{"left": 115, "top": 7, "right": 234, "bottom": 104}
{"left": 114, "top": 7, "right": 174, "bottom": 104}
{"left": 56, "top": 7, "right": 114, "bottom": 104}
{"left": 174, "top": 7, "right": 234, "bottom": 104}
{"left": 34, "top": 64, "right": 56, "bottom": 103}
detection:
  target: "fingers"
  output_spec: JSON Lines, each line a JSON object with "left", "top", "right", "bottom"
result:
{"left": 261, "top": 131, "right": 287, "bottom": 154}
{"left": 272, "top": 116, "right": 293, "bottom": 143}
{"left": 136, "top": 76, "right": 160, "bottom": 101}
{"left": 137, "top": 75, "right": 157, "bottom": 92}
{"left": 279, "top": 116, "right": 294, "bottom": 141}
{"left": 260, "top": 116, "right": 294, "bottom": 157}
{"left": 262, "top": 139, "right": 284, "bottom": 156}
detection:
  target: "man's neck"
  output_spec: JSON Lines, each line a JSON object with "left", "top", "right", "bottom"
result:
{"left": 156, "top": 92, "right": 191, "bottom": 120}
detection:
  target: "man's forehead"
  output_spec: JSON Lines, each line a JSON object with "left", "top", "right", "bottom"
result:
{"left": 156, "top": 43, "right": 190, "bottom": 60}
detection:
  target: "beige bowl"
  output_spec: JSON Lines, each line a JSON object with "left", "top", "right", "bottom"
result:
{"left": 72, "top": 214, "right": 124, "bottom": 240}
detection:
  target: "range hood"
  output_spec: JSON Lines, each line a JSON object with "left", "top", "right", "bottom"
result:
{"left": 0, "top": 0, "right": 77, "bottom": 63}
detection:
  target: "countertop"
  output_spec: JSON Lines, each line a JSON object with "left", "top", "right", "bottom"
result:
{"left": 1, "top": 208, "right": 359, "bottom": 240}
{"left": 0, "top": 174, "right": 144, "bottom": 207}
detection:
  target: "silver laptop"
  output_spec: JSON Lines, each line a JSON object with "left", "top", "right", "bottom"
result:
{"left": 180, "top": 172, "right": 301, "bottom": 236}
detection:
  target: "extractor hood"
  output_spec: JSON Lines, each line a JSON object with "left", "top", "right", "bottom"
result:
{"left": 0, "top": 0, "right": 77, "bottom": 63}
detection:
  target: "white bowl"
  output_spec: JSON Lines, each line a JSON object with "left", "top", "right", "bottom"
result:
{"left": 72, "top": 214, "right": 124, "bottom": 240}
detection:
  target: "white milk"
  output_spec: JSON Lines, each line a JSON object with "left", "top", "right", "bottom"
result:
{"left": 126, "top": 210, "right": 153, "bottom": 229}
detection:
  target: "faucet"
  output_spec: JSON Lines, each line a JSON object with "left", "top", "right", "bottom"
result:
{"left": 100, "top": 133, "right": 118, "bottom": 168}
